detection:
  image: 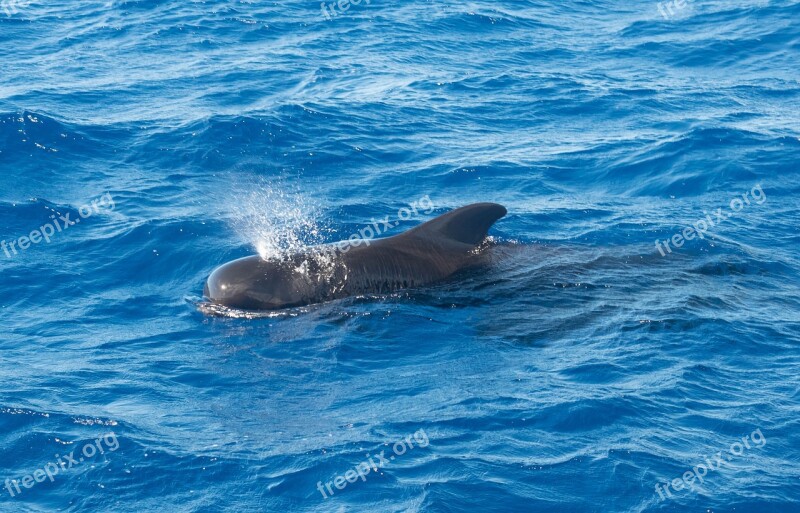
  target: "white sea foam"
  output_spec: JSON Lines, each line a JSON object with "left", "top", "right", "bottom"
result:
{"left": 225, "top": 176, "right": 331, "bottom": 261}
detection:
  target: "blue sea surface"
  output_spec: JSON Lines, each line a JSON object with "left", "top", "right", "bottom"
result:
{"left": 1, "top": 0, "right": 799, "bottom": 511}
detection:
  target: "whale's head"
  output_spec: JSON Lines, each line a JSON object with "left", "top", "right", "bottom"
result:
{"left": 204, "top": 255, "right": 313, "bottom": 310}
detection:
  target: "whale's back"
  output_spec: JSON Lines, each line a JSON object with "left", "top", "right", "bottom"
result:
{"left": 338, "top": 202, "right": 508, "bottom": 294}
{"left": 404, "top": 202, "right": 507, "bottom": 246}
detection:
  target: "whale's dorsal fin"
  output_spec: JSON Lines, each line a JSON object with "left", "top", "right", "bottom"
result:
{"left": 408, "top": 202, "right": 507, "bottom": 246}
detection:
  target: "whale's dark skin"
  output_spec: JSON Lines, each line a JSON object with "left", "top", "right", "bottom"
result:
{"left": 204, "top": 202, "right": 507, "bottom": 310}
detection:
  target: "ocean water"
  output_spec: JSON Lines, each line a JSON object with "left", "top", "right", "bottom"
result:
{"left": 1, "top": 0, "right": 799, "bottom": 511}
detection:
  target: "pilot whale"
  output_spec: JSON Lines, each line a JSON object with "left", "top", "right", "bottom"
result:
{"left": 204, "top": 202, "right": 507, "bottom": 310}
